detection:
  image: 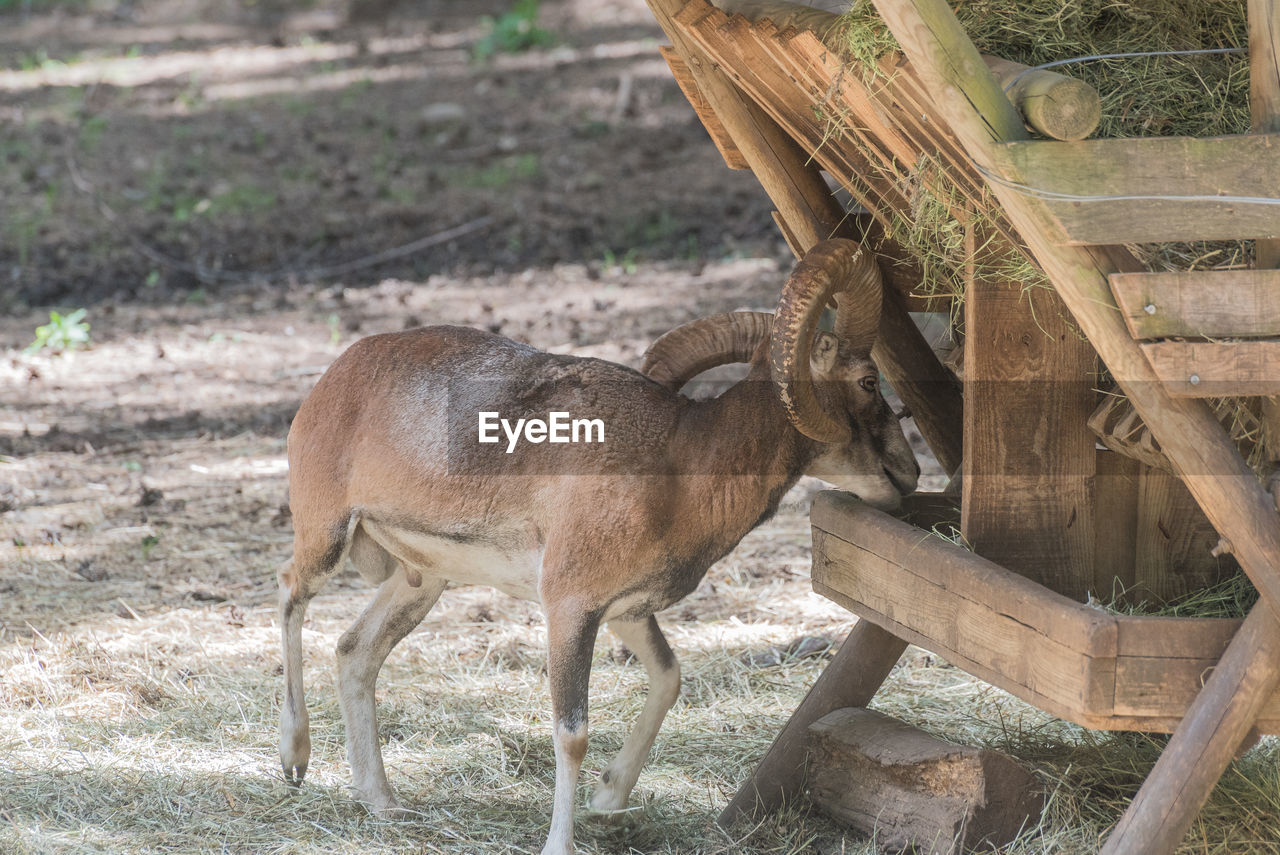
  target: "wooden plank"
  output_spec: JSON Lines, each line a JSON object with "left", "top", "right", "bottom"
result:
{"left": 812, "top": 493, "right": 1280, "bottom": 733}
{"left": 659, "top": 46, "right": 751, "bottom": 170}
{"left": 1093, "top": 451, "right": 1140, "bottom": 600}
{"left": 814, "top": 532, "right": 1117, "bottom": 719}
{"left": 960, "top": 237, "right": 1097, "bottom": 600}
{"left": 987, "top": 135, "right": 1280, "bottom": 245}
{"left": 1110, "top": 270, "right": 1280, "bottom": 339}
{"left": 863, "top": 0, "right": 1280, "bottom": 622}
{"left": 1250, "top": 0, "right": 1280, "bottom": 489}
{"left": 860, "top": 1, "right": 1280, "bottom": 851}
{"left": 813, "top": 492, "right": 1119, "bottom": 655}
{"left": 1103, "top": 606, "right": 1280, "bottom": 853}
{"left": 1141, "top": 340, "right": 1280, "bottom": 397}
{"left": 1251, "top": 0, "right": 1280, "bottom": 267}
{"left": 1102, "top": 4, "right": 1280, "bottom": 844}
{"left": 1133, "top": 467, "right": 1235, "bottom": 601}
{"left": 717, "top": 620, "right": 908, "bottom": 825}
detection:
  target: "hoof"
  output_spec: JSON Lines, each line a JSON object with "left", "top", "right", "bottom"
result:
{"left": 282, "top": 762, "right": 308, "bottom": 787}
{"left": 366, "top": 795, "right": 414, "bottom": 820}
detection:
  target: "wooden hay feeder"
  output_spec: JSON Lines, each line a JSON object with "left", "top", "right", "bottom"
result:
{"left": 643, "top": 0, "right": 1280, "bottom": 851}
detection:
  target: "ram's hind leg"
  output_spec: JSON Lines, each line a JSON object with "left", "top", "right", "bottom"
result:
{"left": 590, "top": 615, "right": 680, "bottom": 813}
{"left": 337, "top": 558, "right": 445, "bottom": 816}
{"left": 280, "top": 513, "right": 359, "bottom": 785}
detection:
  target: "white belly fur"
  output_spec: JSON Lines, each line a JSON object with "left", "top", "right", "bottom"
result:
{"left": 360, "top": 519, "right": 543, "bottom": 602}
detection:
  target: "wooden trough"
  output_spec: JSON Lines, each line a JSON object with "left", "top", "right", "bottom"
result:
{"left": 641, "top": 0, "right": 1280, "bottom": 851}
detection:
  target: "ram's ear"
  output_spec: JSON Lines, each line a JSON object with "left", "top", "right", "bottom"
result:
{"left": 810, "top": 331, "right": 840, "bottom": 378}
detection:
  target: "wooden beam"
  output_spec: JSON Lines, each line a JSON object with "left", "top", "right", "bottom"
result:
{"left": 660, "top": 47, "right": 751, "bottom": 170}
{"left": 717, "top": 619, "right": 908, "bottom": 824}
{"left": 984, "top": 56, "right": 1101, "bottom": 142}
{"left": 961, "top": 244, "right": 1097, "bottom": 599}
{"left": 987, "top": 135, "right": 1280, "bottom": 245}
{"left": 1140, "top": 340, "right": 1280, "bottom": 397}
{"left": 1102, "top": 605, "right": 1280, "bottom": 853}
{"left": 1250, "top": 0, "right": 1280, "bottom": 268}
{"left": 863, "top": 0, "right": 1280, "bottom": 850}
{"left": 1110, "top": 269, "right": 1280, "bottom": 339}
{"left": 811, "top": 492, "right": 1280, "bottom": 732}
{"left": 646, "top": 0, "right": 965, "bottom": 474}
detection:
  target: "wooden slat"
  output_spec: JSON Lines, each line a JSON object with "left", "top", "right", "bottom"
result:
{"left": 1141, "top": 340, "right": 1280, "bottom": 397}
{"left": 1251, "top": 0, "right": 1280, "bottom": 268}
{"left": 812, "top": 492, "right": 1118, "bottom": 723}
{"left": 988, "top": 135, "right": 1280, "bottom": 244}
{"left": 961, "top": 232, "right": 1097, "bottom": 599}
{"left": 660, "top": 46, "right": 751, "bottom": 170}
{"left": 812, "top": 492, "right": 1280, "bottom": 733}
{"left": 1110, "top": 270, "right": 1280, "bottom": 339}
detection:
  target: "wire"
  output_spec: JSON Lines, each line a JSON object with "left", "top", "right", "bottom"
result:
{"left": 1002, "top": 47, "right": 1247, "bottom": 92}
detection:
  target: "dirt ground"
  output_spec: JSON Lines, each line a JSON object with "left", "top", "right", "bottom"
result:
{"left": 3, "top": 1, "right": 1276, "bottom": 854}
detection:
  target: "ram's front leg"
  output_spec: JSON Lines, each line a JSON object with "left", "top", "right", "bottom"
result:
{"left": 590, "top": 615, "right": 680, "bottom": 814}
{"left": 541, "top": 602, "right": 602, "bottom": 855}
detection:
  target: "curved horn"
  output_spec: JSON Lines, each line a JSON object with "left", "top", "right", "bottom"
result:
{"left": 769, "top": 238, "right": 884, "bottom": 443}
{"left": 642, "top": 312, "right": 774, "bottom": 391}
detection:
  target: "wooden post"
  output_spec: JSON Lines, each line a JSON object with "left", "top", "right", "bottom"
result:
{"left": 644, "top": 0, "right": 964, "bottom": 474}
{"left": 1251, "top": 0, "right": 1280, "bottom": 269}
{"left": 961, "top": 231, "right": 1097, "bottom": 598}
{"left": 1250, "top": 0, "right": 1280, "bottom": 489}
{"left": 717, "top": 619, "right": 908, "bottom": 825}
{"left": 863, "top": 0, "right": 1280, "bottom": 850}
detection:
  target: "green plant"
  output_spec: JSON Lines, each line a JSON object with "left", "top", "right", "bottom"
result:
{"left": 140, "top": 535, "right": 160, "bottom": 560}
{"left": 602, "top": 248, "right": 639, "bottom": 275}
{"left": 472, "top": 0, "right": 555, "bottom": 61}
{"left": 25, "top": 308, "right": 90, "bottom": 354}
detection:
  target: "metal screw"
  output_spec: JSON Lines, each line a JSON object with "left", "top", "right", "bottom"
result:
{"left": 1143, "top": 303, "right": 1157, "bottom": 315}
{"left": 1189, "top": 374, "right": 1201, "bottom": 386}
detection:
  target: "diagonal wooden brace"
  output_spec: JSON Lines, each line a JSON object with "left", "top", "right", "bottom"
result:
{"left": 644, "top": 0, "right": 964, "bottom": 475}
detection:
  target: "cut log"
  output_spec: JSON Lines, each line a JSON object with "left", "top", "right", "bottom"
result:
{"left": 807, "top": 707, "right": 1043, "bottom": 855}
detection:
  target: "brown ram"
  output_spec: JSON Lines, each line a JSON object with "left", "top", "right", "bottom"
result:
{"left": 277, "top": 238, "right": 919, "bottom": 855}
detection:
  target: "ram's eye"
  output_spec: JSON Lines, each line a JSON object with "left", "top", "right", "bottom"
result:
{"left": 858, "top": 375, "right": 878, "bottom": 393}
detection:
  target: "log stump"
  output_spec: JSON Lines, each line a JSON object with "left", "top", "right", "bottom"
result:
{"left": 807, "top": 708, "right": 1042, "bottom": 855}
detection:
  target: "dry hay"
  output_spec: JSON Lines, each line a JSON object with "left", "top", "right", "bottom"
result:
{"left": 3, "top": 524, "right": 1279, "bottom": 854}
{"left": 829, "top": 0, "right": 1252, "bottom": 300}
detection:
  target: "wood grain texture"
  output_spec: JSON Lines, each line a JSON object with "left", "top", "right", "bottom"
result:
{"left": 659, "top": 46, "right": 751, "bottom": 169}
{"left": 716, "top": 619, "right": 908, "bottom": 825}
{"left": 811, "top": 492, "right": 1280, "bottom": 733}
{"left": 866, "top": 0, "right": 1280, "bottom": 650}
{"left": 651, "top": 0, "right": 966, "bottom": 474}
{"left": 960, "top": 255, "right": 1097, "bottom": 599}
{"left": 1133, "top": 467, "right": 1233, "bottom": 601}
{"left": 1250, "top": 0, "right": 1280, "bottom": 267}
{"left": 1110, "top": 269, "right": 1280, "bottom": 339}
{"left": 1101, "top": 606, "right": 1280, "bottom": 854}
{"left": 1140, "top": 340, "right": 1280, "bottom": 397}
{"left": 988, "top": 134, "right": 1280, "bottom": 244}
{"left": 984, "top": 56, "right": 1101, "bottom": 141}
{"left": 807, "top": 708, "right": 1043, "bottom": 855}
{"left": 863, "top": 0, "right": 1280, "bottom": 849}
